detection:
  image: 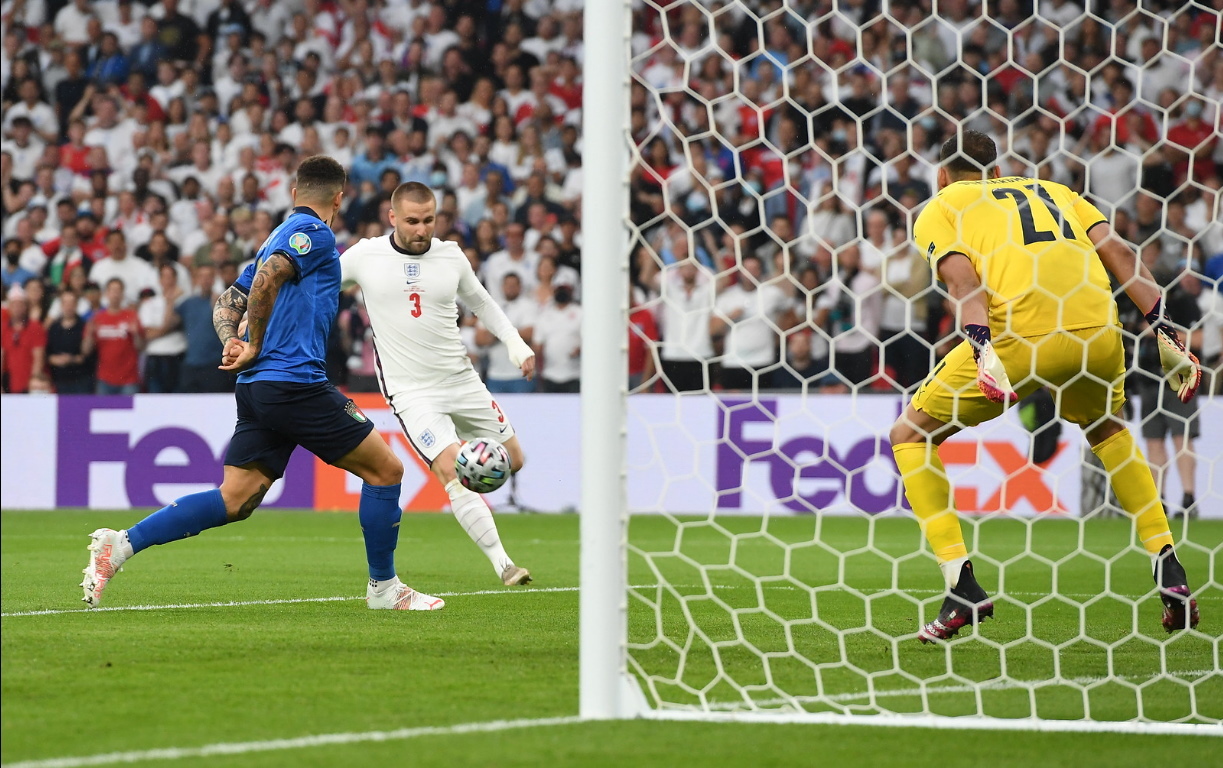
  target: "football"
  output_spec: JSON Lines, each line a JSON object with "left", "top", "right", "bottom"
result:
{"left": 455, "top": 438, "right": 511, "bottom": 494}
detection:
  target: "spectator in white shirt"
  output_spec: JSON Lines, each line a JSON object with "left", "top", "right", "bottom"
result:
{"left": 532, "top": 280, "right": 581, "bottom": 393}
{"left": 481, "top": 221, "right": 539, "bottom": 305}
{"left": 4, "top": 78, "right": 59, "bottom": 143}
{"left": 138, "top": 263, "right": 188, "bottom": 392}
{"left": 455, "top": 163, "right": 487, "bottom": 228}
{"left": 83, "top": 95, "right": 138, "bottom": 170}
{"left": 428, "top": 90, "right": 477, "bottom": 150}
{"left": 521, "top": 14, "right": 565, "bottom": 63}
{"left": 710, "top": 255, "right": 794, "bottom": 391}
{"left": 168, "top": 140, "right": 224, "bottom": 197}
{"left": 0, "top": 117, "right": 45, "bottom": 181}
{"left": 478, "top": 272, "right": 538, "bottom": 394}
{"left": 421, "top": 4, "right": 458, "bottom": 70}
{"left": 879, "top": 230, "right": 932, "bottom": 392}
{"left": 54, "top": 0, "right": 95, "bottom": 46}
{"left": 88, "top": 230, "right": 156, "bottom": 307}
{"left": 815, "top": 245, "right": 882, "bottom": 391}
{"left": 654, "top": 258, "right": 715, "bottom": 392}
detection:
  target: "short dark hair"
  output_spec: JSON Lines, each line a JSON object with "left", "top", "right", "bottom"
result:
{"left": 294, "top": 155, "right": 346, "bottom": 202}
{"left": 106, "top": 277, "right": 125, "bottom": 290}
{"left": 939, "top": 130, "right": 998, "bottom": 176}
{"left": 390, "top": 181, "right": 436, "bottom": 207}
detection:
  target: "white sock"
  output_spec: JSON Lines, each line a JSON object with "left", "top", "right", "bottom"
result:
{"left": 446, "top": 479, "right": 513, "bottom": 575}
{"left": 940, "top": 556, "right": 969, "bottom": 589}
{"left": 369, "top": 577, "right": 399, "bottom": 594}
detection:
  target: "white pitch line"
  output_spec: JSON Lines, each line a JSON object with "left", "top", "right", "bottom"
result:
{"left": 0, "top": 715, "right": 585, "bottom": 768}
{"left": 0, "top": 586, "right": 585, "bottom": 618}
{"left": 702, "top": 669, "right": 1220, "bottom": 710}
{"left": 629, "top": 584, "right": 1223, "bottom": 602}
{"left": 4, "top": 583, "right": 1219, "bottom": 618}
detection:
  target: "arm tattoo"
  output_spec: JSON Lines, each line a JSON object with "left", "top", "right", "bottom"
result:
{"left": 213, "top": 286, "right": 248, "bottom": 344}
{"left": 245, "top": 253, "right": 296, "bottom": 349}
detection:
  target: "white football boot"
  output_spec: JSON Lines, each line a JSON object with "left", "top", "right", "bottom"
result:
{"left": 500, "top": 564, "right": 532, "bottom": 586}
{"left": 81, "top": 528, "right": 130, "bottom": 608}
{"left": 366, "top": 578, "right": 445, "bottom": 611}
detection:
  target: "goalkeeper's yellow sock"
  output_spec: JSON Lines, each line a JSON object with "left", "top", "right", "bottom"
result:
{"left": 1092, "top": 428, "right": 1174, "bottom": 555}
{"left": 892, "top": 442, "right": 968, "bottom": 587}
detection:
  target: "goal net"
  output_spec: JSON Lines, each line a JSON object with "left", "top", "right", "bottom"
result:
{"left": 583, "top": 0, "right": 1222, "bottom": 732}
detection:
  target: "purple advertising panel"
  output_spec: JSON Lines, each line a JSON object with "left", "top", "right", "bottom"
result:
{"left": 55, "top": 396, "right": 314, "bottom": 509}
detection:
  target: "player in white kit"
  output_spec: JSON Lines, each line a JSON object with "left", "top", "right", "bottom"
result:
{"left": 341, "top": 182, "right": 535, "bottom": 586}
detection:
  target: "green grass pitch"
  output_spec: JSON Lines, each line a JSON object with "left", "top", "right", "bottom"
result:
{"left": 2, "top": 510, "right": 1218, "bottom": 766}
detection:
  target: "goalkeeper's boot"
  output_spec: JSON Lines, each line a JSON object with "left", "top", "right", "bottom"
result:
{"left": 501, "top": 564, "right": 532, "bottom": 586}
{"left": 1154, "top": 545, "right": 1199, "bottom": 632}
{"left": 366, "top": 578, "right": 445, "bottom": 611}
{"left": 81, "top": 528, "right": 130, "bottom": 609}
{"left": 918, "top": 560, "right": 994, "bottom": 643}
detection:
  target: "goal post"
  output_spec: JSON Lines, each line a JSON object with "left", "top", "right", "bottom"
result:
{"left": 580, "top": 0, "right": 1221, "bottom": 733}
{"left": 579, "top": 0, "right": 633, "bottom": 720}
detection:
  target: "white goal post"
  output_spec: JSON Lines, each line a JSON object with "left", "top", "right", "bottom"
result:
{"left": 579, "top": 0, "right": 633, "bottom": 721}
{"left": 580, "top": 0, "right": 1221, "bottom": 734}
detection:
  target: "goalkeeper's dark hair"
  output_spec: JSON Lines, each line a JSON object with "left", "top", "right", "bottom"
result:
{"left": 939, "top": 130, "right": 998, "bottom": 177}
{"left": 391, "top": 181, "right": 437, "bottom": 208}
{"left": 294, "top": 155, "right": 347, "bottom": 203}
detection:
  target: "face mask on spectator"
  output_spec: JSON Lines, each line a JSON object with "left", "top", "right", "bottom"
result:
{"left": 554, "top": 285, "right": 573, "bottom": 305}
{"left": 5, "top": 248, "right": 21, "bottom": 266}
{"left": 1185, "top": 101, "right": 1203, "bottom": 118}
{"left": 430, "top": 170, "right": 448, "bottom": 188}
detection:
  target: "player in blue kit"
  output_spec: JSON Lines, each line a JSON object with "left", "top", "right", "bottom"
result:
{"left": 81, "top": 156, "right": 444, "bottom": 612}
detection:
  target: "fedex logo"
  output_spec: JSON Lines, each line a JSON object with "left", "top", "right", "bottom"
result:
{"left": 940, "top": 440, "right": 1068, "bottom": 514}
{"left": 56, "top": 398, "right": 313, "bottom": 509}
{"left": 715, "top": 399, "right": 903, "bottom": 514}
{"left": 713, "top": 398, "right": 1069, "bottom": 515}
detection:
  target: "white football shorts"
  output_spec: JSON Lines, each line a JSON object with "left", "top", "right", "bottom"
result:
{"left": 388, "top": 369, "right": 517, "bottom": 465}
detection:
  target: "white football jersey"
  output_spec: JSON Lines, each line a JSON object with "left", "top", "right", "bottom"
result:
{"left": 341, "top": 235, "right": 529, "bottom": 395}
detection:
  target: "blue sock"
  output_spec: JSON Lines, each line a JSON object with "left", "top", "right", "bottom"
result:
{"left": 360, "top": 483, "right": 402, "bottom": 581}
{"left": 127, "top": 489, "right": 229, "bottom": 554}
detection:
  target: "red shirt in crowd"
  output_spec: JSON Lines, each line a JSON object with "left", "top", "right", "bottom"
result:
{"left": 91, "top": 308, "right": 143, "bottom": 386}
{"left": 628, "top": 304, "right": 659, "bottom": 379}
{"left": 1, "top": 309, "right": 47, "bottom": 393}
{"left": 60, "top": 142, "right": 91, "bottom": 175}
{"left": 1091, "top": 108, "right": 1159, "bottom": 147}
{"left": 1166, "top": 118, "right": 1218, "bottom": 185}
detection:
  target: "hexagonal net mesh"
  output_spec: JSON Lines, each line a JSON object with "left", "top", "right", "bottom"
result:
{"left": 618, "top": 0, "right": 1221, "bottom": 728}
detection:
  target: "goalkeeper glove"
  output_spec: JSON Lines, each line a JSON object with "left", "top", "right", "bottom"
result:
{"left": 966, "top": 324, "right": 1017, "bottom": 404}
{"left": 1144, "top": 299, "right": 1201, "bottom": 403}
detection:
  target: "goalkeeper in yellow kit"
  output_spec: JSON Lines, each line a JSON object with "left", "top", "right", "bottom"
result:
{"left": 890, "top": 131, "right": 1201, "bottom": 642}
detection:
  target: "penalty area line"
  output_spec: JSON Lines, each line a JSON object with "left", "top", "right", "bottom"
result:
{"left": 0, "top": 716, "right": 585, "bottom": 768}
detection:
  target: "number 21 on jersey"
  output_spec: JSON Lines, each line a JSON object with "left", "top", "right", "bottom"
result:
{"left": 991, "top": 184, "right": 1076, "bottom": 246}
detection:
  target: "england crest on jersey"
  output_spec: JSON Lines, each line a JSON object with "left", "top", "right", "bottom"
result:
{"left": 405, "top": 262, "right": 421, "bottom": 283}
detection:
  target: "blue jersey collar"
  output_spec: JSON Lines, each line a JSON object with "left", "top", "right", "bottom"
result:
{"left": 293, "top": 205, "right": 324, "bottom": 221}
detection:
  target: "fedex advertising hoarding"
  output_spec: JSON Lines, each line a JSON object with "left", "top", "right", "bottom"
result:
{"left": 3, "top": 394, "right": 1219, "bottom": 516}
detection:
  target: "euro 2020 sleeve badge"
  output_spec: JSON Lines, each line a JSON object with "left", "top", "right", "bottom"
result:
{"left": 289, "top": 232, "right": 312, "bottom": 255}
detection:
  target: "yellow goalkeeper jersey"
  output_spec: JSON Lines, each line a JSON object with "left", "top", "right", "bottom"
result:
{"left": 913, "top": 176, "right": 1117, "bottom": 338}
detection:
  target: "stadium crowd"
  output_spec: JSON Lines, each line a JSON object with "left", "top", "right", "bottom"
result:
{"left": 0, "top": 0, "right": 1220, "bottom": 398}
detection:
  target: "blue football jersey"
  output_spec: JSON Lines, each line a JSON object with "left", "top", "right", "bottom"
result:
{"left": 234, "top": 207, "right": 339, "bottom": 384}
